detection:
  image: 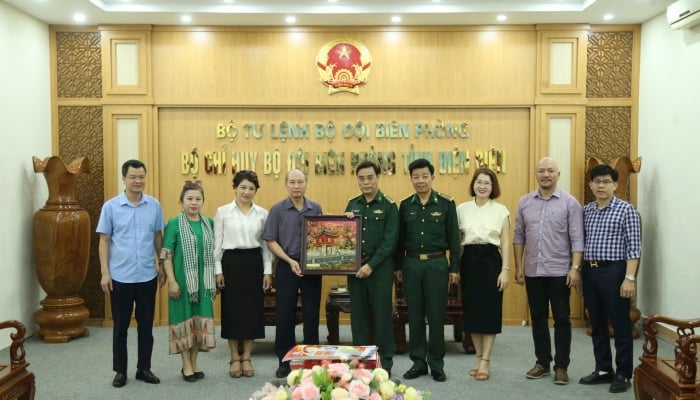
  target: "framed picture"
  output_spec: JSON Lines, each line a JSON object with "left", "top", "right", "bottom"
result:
{"left": 300, "top": 215, "right": 362, "bottom": 275}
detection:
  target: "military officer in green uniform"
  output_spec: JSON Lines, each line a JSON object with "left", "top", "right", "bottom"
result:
{"left": 344, "top": 160, "right": 399, "bottom": 374}
{"left": 396, "top": 158, "right": 460, "bottom": 383}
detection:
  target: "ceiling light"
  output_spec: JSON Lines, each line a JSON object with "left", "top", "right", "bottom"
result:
{"left": 603, "top": 14, "right": 614, "bottom": 21}
{"left": 497, "top": 15, "right": 507, "bottom": 22}
{"left": 286, "top": 15, "right": 297, "bottom": 24}
{"left": 391, "top": 16, "right": 402, "bottom": 23}
{"left": 73, "top": 13, "right": 86, "bottom": 23}
{"left": 181, "top": 15, "right": 192, "bottom": 23}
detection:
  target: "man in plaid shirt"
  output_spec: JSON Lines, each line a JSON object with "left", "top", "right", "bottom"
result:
{"left": 578, "top": 164, "right": 641, "bottom": 394}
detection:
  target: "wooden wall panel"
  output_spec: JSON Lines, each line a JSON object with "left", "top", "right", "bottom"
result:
{"left": 50, "top": 23, "right": 642, "bottom": 328}
{"left": 150, "top": 27, "right": 537, "bottom": 106}
{"left": 155, "top": 106, "right": 532, "bottom": 325}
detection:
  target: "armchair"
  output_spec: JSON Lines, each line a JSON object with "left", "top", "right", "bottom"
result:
{"left": 633, "top": 314, "right": 699, "bottom": 400}
{"left": 0, "top": 320, "right": 35, "bottom": 400}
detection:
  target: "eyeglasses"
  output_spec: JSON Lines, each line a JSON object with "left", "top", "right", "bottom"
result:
{"left": 592, "top": 179, "right": 614, "bottom": 185}
{"left": 475, "top": 180, "right": 492, "bottom": 186}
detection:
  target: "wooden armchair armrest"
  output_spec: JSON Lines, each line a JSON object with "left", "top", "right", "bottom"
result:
{"left": 642, "top": 314, "right": 700, "bottom": 359}
{"left": 676, "top": 334, "right": 699, "bottom": 384}
{"left": 0, "top": 320, "right": 27, "bottom": 369}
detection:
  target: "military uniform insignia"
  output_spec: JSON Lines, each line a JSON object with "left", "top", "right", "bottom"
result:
{"left": 437, "top": 192, "right": 454, "bottom": 201}
{"left": 430, "top": 212, "right": 443, "bottom": 217}
{"left": 373, "top": 209, "right": 384, "bottom": 214}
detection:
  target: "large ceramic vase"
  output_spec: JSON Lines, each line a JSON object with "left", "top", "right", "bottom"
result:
{"left": 32, "top": 156, "right": 91, "bottom": 343}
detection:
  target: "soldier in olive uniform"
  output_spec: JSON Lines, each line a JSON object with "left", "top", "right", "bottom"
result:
{"left": 396, "top": 158, "right": 460, "bottom": 383}
{"left": 344, "top": 161, "right": 399, "bottom": 374}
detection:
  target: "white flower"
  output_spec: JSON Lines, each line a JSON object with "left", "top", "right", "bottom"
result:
{"left": 378, "top": 381, "right": 396, "bottom": 399}
{"left": 287, "top": 369, "right": 302, "bottom": 386}
{"left": 330, "top": 387, "right": 351, "bottom": 400}
{"left": 372, "top": 368, "right": 390, "bottom": 382}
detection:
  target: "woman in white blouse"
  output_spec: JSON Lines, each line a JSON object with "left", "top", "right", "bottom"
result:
{"left": 214, "top": 170, "right": 273, "bottom": 378}
{"left": 456, "top": 168, "right": 510, "bottom": 382}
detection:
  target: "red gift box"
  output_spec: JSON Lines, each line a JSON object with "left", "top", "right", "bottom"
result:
{"left": 283, "top": 345, "right": 381, "bottom": 370}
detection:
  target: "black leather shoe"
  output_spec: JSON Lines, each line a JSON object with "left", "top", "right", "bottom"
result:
{"left": 194, "top": 371, "right": 204, "bottom": 380}
{"left": 431, "top": 369, "right": 447, "bottom": 382}
{"left": 579, "top": 371, "right": 613, "bottom": 385}
{"left": 275, "top": 365, "right": 291, "bottom": 378}
{"left": 112, "top": 372, "right": 127, "bottom": 388}
{"left": 181, "top": 369, "right": 197, "bottom": 382}
{"left": 403, "top": 367, "right": 428, "bottom": 380}
{"left": 465, "top": 346, "right": 477, "bottom": 355}
{"left": 609, "top": 375, "right": 631, "bottom": 393}
{"left": 135, "top": 369, "right": 161, "bottom": 384}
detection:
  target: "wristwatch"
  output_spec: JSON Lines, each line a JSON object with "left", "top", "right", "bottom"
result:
{"left": 625, "top": 274, "right": 636, "bottom": 282}
{"left": 571, "top": 264, "right": 581, "bottom": 271}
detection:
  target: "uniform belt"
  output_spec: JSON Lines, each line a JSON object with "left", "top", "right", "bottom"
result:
{"left": 584, "top": 260, "right": 624, "bottom": 268}
{"left": 405, "top": 251, "right": 446, "bottom": 261}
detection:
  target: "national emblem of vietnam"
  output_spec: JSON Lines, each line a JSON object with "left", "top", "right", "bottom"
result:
{"left": 316, "top": 39, "right": 372, "bottom": 95}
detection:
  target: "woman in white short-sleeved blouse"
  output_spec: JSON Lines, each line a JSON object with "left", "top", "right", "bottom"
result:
{"left": 456, "top": 168, "right": 510, "bottom": 381}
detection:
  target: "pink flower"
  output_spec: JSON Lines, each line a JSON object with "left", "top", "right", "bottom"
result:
{"left": 292, "top": 382, "right": 320, "bottom": 400}
{"left": 367, "top": 393, "right": 382, "bottom": 400}
{"left": 351, "top": 367, "right": 374, "bottom": 384}
{"left": 338, "top": 372, "right": 353, "bottom": 386}
{"left": 327, "top": 362, "right": 350, "bottom": 378}
{"left": 347, "top": 380, "right": 370, "bottom": 399}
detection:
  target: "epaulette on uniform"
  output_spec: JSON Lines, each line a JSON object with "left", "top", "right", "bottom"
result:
{"left": 437, "top": 192, "right": 454, "bottom": 202}
{"left": 384, "top": 194, "right": 396, "bottom": 204}
{"left": 348, "top": 194, "right": 363, "bottom": 203}
{"left": 400, "top": 194, "right": 413, "bottom": 203}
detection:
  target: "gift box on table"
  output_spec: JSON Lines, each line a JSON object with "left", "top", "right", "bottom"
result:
{"left": 283, "top": 344, "right": 381, "bottom": 370}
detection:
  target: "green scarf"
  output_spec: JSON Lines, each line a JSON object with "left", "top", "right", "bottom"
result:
{"left": 178, "top": 210, "right": 216, "bottom": 302}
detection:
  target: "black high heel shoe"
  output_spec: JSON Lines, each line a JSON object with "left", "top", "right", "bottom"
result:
{"left": 181, "top": 368, "right": 197, "bottom": 382}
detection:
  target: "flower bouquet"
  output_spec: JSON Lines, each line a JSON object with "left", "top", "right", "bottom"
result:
{"left": 250, "top": 359, "right": 430, "bottom": 400}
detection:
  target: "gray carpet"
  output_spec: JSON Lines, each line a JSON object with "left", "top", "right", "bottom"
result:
{"left": 6, "top": 324, "right": 654, "bottom": 399}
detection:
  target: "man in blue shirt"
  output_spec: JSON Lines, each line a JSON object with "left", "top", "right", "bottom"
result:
{"left": 97, "top": 159, "right": 165, "bottom": 388}
{"left": 579, "top": 164, "right": 641, "bottom": 394}
{"left": 262, "top": 169, "right": 323, "bottom": 378}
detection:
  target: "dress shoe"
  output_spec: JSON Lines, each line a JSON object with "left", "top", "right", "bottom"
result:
{"left": 135, "top": 369, "right": 161, "bottom": 384}
{"left": 275, "top": 365, "right": 291, "bottom": 378}
{"left": 194, "top": 371, "right": 204, "bottom": 380}
{"left": 403, "top": 367, "right": 428, "bottom": 380}
{"left": 553, "top": 369, "right": 569, "bottom": 385}
{"left": 579, "top": 371, "right": 613, "bottom": 385}
{"left": 112, "top": 372, "right": 127, "bottom": 388}
{"left": 181, "top": 369, "right": 197, "bottom": 382}
{"left": 526, "top": 364, "right": 550, "bottom": 379}
{"left": 609, "top": 375, "right": 631, "bottom": 393}
{"left": 431, "top": 369, "right": 447, "bottom": 382}
{"left": 465, "top": 345, "right": 477, "bottom": 355}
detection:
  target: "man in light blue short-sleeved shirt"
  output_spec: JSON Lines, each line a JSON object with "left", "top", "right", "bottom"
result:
{"left": 97, "top": 159, "right": 165, "bottom": 388}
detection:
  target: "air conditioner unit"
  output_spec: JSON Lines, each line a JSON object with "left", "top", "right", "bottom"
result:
{"left": 667, "top": 0, "right": 700, "bottom": 29}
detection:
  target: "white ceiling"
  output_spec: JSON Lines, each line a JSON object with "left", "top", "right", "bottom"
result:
{"left": 2, "top": 0, "right": 674, "bottom": 26}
